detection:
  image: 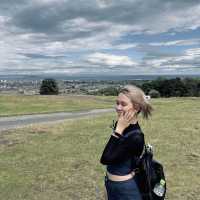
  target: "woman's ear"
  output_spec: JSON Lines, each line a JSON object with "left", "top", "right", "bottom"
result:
{"left": 133, "top": 103, "right": 140, "bottom": 113}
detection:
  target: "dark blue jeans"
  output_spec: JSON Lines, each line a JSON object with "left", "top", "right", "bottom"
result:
{"left": 105, "top": 176, "right": 142, "bottom": 200}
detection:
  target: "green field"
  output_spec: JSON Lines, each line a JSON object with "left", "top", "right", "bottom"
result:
{"left": 0, "top": 95, "right": 114, "bottom": 116}
{"left": 0, "top": 97, "right": 200, "bottom": 199}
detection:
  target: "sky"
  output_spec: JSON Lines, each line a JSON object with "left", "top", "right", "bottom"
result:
{"left": 0, "top": 0, "right": 200, "bottom": 76}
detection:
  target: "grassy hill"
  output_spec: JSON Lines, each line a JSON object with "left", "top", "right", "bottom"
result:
{"left": 0, "top": 95, "right": 114, "bottom": 116}
{"left": 0, "top": 97, "right": 199, "bottom": 199}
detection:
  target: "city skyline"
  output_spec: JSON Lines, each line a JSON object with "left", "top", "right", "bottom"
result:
{"left": 0, "top": 0, "right": 200, "bottom": 76}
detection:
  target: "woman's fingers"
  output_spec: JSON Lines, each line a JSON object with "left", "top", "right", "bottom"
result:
{"left": 124, "top": 110, "right": 135, "bottom": 122}
{"left": 117, "top": 109, "right": 135, "bottom": 130}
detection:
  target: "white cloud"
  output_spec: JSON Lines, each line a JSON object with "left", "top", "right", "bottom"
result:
{"left": 185, "top": 48, "right": 200, "bottom": 57}
{"left": 112, "top": 43, "right": 138, "bottom": 50}
{"left": 86, "top": 52, "right": 137, "bottom": 67}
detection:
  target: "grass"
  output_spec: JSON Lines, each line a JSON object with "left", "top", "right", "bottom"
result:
{"left": 0, "top": 97, "right": 200, "bottom": 199}
{"left": 0, "top": 95, "right": 114, "bottom": 116}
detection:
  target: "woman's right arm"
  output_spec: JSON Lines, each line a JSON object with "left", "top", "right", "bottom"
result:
{"left": 100, "top": 132, "right": 144, "bottom": 165}
{"left": 100, "top": 135, "right": 129, "bottom": 165}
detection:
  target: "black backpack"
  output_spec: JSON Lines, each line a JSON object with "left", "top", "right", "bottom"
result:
{"left": 123, "top": 128, "right": 167, "bottom": 200}
{"left": 134, "top": 144, "right": 167, "bottom": 200}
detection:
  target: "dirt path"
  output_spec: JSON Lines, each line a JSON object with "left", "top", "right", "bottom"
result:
{"left": 0, "top": 108, "right": 114, "bottom": 132}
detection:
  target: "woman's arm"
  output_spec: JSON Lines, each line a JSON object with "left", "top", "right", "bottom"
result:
{"left": 100, "top": 132, "right": 144, "bottom": 165}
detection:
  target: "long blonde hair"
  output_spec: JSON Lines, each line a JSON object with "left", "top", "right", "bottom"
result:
{"left": 119, "top": 85, "right": 153, "bottom": 119}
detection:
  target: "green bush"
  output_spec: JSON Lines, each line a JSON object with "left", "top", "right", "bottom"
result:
{"left": 149, "top": 89, "right": 160, "bottom": 98}
{"left": 40, "top": 78, "right": 59, "bottom": 95}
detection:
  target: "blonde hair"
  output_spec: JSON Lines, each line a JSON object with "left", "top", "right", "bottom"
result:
{"left": 119, "top": 85, "right": 153, "bottom": 119}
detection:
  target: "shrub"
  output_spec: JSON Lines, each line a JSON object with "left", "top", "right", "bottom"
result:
{"left": 40, "top": 78, "right": 59, "bottom": 95}
{"left": 148, "top": 89, "right": 160, "bottom": 98}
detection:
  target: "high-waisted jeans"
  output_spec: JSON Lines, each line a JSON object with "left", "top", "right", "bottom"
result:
{"left": 105, "top": 176, "right": 142, "bottom": 200}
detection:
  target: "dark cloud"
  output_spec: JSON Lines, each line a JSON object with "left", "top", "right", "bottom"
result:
{"left": 21, "top": 53, "right": 67, "bottom": 59}
{"left": 9, "top": 3, "right": 108, "bottom": 41}
{"left": 11, "top": 5, "right": 64, "bottom": 33}
{"left": 8, "top": 0, "right": 200, "bottom": 36}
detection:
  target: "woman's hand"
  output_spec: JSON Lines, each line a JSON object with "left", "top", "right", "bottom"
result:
{"left": 115, "top": 109, "right": 136, "bottom": 134}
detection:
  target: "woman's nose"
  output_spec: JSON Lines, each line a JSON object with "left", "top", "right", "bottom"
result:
{"left": 116, "top": 104, "right": 122, "bottom": 110}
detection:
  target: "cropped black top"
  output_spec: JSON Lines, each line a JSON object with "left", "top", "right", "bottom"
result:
{"left": 100, "top": 122, "right": 144, "bottom": 175}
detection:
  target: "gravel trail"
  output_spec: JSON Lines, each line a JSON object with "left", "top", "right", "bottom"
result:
{"left": 0, "top": 108, "right": 114, "bottom": 132}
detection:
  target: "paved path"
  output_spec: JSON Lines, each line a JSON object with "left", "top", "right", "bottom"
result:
{"left": 0, "top": 108, "right": 114, "bottom": 132}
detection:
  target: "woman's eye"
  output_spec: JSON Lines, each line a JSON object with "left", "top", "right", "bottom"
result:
{"left": 121, "top": 102, "right": 127, "bottom": 107}
{"left": 116, "top": 101, "right": 127, "bottom": 107}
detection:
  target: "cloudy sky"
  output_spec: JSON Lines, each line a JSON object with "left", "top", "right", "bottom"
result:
{"left": 0, "top": 0, "right": 200, "bottom": 76}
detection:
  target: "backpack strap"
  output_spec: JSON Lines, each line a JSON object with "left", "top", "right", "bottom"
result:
{"left": 126, "top": 129, "right": 153, "bottom": 200}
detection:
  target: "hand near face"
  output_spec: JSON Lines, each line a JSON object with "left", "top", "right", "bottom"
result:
{"left": 115, "top": 108, "right": 136, "bottom": 134}
{"left": 115, "top": 93, "right": 138, "bottom": 134}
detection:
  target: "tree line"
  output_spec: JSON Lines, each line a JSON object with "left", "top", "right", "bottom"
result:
{"left": 91, "top": 77, "right": 200, "bottom": 97}
{"left": 141, "top": 77, "right": 200, "bottom": 97}
{"left": 39, "top": 77, "right": 200, "bottom": 97}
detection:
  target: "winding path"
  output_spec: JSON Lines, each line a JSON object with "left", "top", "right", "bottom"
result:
{"left": 0, "top": 108, "right": 114, "bottom": 132}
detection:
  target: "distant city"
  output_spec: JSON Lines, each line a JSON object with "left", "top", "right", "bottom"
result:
{"left": 0, "top": 74, "right": 200, "bottom": 81}
{"left": 0, "top": 74, "right": 200, "bottom": 95}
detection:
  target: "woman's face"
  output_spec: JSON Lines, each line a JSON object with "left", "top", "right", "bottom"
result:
{"left": 115, "top": 93, "right": 135, "bottom": 117}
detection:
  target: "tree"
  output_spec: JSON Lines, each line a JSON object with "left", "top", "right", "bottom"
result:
{"left": 171, "top": 78, "right": 187, "bottom": 97}
{"left": 141, "top": 82, "right": 153, "bottom": 94}
{"left": 148, "top": 89, "right": 160, "bottom": 98}
{"left": 183, "top": 78, "right": 200, "bottom": 96}
{"left": 40, "top": 78, "right": 59, "bottom": 95}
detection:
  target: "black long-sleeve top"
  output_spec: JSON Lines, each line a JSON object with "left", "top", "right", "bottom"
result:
{"left": 100, "top": 122, "right": 144, "bottom": 175}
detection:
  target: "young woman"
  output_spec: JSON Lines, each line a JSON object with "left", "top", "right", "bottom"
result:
{"left": 100, "top": 85, "right": 153, "bottom": 200}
